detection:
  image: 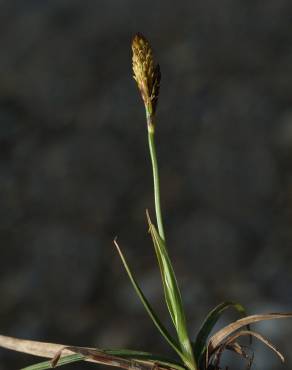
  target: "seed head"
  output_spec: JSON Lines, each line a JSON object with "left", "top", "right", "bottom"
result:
{"left": 132, "top": 33, "right": 161, "bottom": 116}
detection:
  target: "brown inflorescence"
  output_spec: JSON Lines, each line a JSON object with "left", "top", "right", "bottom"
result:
{"left": 132, "top": 33, "right": 161, "bottom": 116}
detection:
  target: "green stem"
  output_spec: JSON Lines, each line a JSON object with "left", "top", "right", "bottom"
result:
{"left": 146, "top": 111, "right": 197, "bottom": 370}
{"left": 147, "top": 117, "right": 165, "bottom": 242}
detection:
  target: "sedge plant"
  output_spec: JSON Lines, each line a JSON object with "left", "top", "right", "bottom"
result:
{"left": 0, "top": 33, "right": 291, "bottom": 370}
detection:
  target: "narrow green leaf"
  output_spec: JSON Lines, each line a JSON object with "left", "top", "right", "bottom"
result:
{"left": 103, "top": 349, "right": 186, "bottom": 370}
{"left": 114, "top": 239, "right": 185, "bottom": 362}
{"left": 104, "top": 349, "right": 159, "bottom": 357}
{"left": 21, "top": 348, "right": 186, "bottom": 370}
{"left": 55, "top": 346, "right": 187, "bottom": 370}
{"left": 21, "top": 354, "right": 84, "bottom": 370}
{"left": 146, "top": 214, "right": 196, "bottom": 370}
{"left": 193, "top": 301, "right": 248, "bottom": 364}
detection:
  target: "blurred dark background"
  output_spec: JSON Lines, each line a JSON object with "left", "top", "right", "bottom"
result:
{"left": 0, "top": 1, "right": 292, "bottom": 369}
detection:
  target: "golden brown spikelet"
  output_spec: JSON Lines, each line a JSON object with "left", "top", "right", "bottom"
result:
{"left": 132, "top": 33, "right": 161, "bottom": 115}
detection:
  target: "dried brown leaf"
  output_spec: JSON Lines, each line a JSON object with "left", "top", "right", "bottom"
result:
{"left": 226, "top": 342, "right": 249, "bottom": 358}
{"left": 0, "top": 335, "right": 183, "bottom": 370}
{"left": 52, "top": 346, "right": 156, "bottom": 370}
{"left": 224, "top": 330, "right": 285, "bottom": 363}
{"left": 0, "top": 335, "right": 68, "bottom": 359}
{"left": 208, "top": 313, "right": 292, "bottom": 352}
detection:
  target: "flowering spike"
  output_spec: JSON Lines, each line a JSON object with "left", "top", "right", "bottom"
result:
{"left": 132, "top": 33, "right": 161, "bottom": 121}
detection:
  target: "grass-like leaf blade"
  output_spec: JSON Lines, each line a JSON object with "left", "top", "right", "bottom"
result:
{"left": 21, "top": 354, "right": 84, "bottom": 370}
{"left": 21, "top": 349, "right": 187, "bottom": 370}
{"left": 53, "top": 346, "right": 187, "bottom": 370}
{"left": 114, "top": 239, "right": 184, "bottom": 361}
{"left": 146, "top": 213, "right": 196, "bottom": 370}
{"left": 221, "top": 330, "right": 285, "bottom": 362}
{"left": 104, "top": 349, "right": 187, "bottom": 370}
{"left": 208, "top": 312, "right": 292, "bottom": 353}
{"left": 193, "top": 301, "right": 248, "bottom": 363}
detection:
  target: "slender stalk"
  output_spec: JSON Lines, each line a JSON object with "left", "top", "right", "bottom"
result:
{"left": 132, "top": 33, "right": 197, "bottom": 370}
{"left": 146, "top": 112, "right": 196, "bottom": 370}
{"left": 147, "top": 113, "right": 165, "bottom": 241}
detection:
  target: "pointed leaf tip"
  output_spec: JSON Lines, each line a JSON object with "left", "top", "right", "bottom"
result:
{"left": 113, "top": 238, "right": 184, "bottom": 360}
{"left": 193, "top": 301, "right": 249, "bottom": 362}
{"left": 146, "top": 213, "right": 196, "bottom": 369}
